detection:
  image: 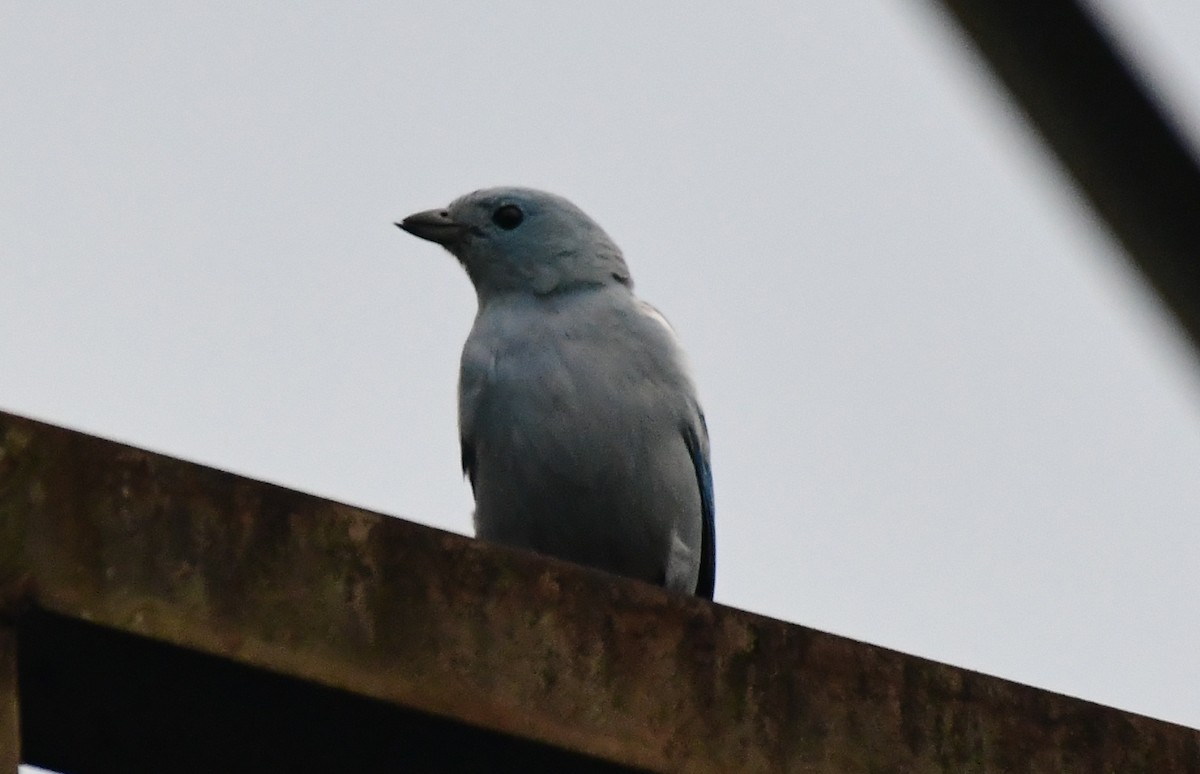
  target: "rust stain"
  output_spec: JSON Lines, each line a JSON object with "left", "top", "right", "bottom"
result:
{"left": 0, "top": 626, "right": 18, "bottom": 773}
{"left": 2, "top": 409, "right": 1199, "bottom": 773}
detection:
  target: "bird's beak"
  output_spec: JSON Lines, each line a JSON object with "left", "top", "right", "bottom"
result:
{"left": 395, "top": 208, "right": 468, "bottom": 246}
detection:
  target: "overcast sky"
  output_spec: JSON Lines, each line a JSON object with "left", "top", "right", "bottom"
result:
{"left": 4, "top": 1, "right": 1200, "bottom": 757}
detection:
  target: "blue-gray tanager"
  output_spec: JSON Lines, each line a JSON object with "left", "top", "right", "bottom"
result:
{"left": 397, "top": 187, "right": 714, "bottom": 598}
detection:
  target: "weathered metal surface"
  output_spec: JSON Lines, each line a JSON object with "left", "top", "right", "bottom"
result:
{"left": 929, "top": 0, "right": 1200, "bottom": 355}
{"left": 2, "top": 408, "right": 1199, "bottom": 772}
{"left": 1, "top": 414, "right": 27, "bottom": 774}
{"left": 18, "top": 608, "right": 642, "bottom": 773}
{"left": 0, "top": 627, "right": 16, "bottom": 774}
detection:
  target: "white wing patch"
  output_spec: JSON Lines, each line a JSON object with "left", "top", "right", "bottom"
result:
{"left": 636, "top": 300, "right": 677, "bottom": 335}
{"left": 664, "top": 527, "right": 698, "bottom": 593}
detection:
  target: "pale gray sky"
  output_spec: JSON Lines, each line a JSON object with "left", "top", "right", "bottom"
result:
{"left": 4, "top": 3, "right": 1200, "bottom": 759}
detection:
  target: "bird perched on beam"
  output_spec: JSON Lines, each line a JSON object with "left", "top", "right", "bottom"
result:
{"left": 397, "top": 187, "right": 715, "bottom": 599}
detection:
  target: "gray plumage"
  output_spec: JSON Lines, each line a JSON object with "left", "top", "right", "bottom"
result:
{"left": 397, "top": 187, "right": 715, "bottom": 598}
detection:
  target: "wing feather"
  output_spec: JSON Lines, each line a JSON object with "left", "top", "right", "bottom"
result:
{"left": 683, "top": 418, "right": 716, "bottom": 599}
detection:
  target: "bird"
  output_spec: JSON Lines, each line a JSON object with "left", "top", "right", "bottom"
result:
{"left": 397, "top": 187, "right": 714, "bottom": 599}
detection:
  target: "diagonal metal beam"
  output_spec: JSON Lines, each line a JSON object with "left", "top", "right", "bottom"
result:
{"left": 931, "top": 0, "right": 1200, "bottom": 354}
{"left": 17, "top": 608, "right": 636, "bottom": 773}
{"left": 0, "top": 628, "right": 16, "bottom": 774}
{"left": 2, "top": 409, "right": 1200, "bottom": 772}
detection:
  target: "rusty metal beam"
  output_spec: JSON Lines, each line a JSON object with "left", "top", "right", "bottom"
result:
{"left": 928, "top": 0, "right": 1200, "bottom": 355}
{"left": 2, "top": 409, "right": 1199, "bottom": 772}
{"left": 1, "top": 422, "right": 28, "bottom": 774}
{"left": 0, "top": 627, "right": 16, "bottom": 774}
{"left": 17, "top": 608, "right": 635, "bottom": 773}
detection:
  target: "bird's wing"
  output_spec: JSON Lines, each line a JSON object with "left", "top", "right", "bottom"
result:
{"left": 458, "top": 338, "right": 494, "bottom": 495}
{"left": 635, "top": 299, "right": 676, "bottom": 334}
{"left": 683, "top": 414, "right": 716, "bottom": 600}
{"left": 460, "top": 437, "right": 477, "bottom": 493}
{"left": 638, "top": 300, "right": 716, "bottom": 598}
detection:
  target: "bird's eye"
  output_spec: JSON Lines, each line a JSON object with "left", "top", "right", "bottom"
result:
{"left": 491, "top": 204, "right": 524, "bottom": 230}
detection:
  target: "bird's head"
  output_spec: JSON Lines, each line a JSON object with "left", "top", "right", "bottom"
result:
{"left": 397, "top": 187, "right": 632, "bottom": 300}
